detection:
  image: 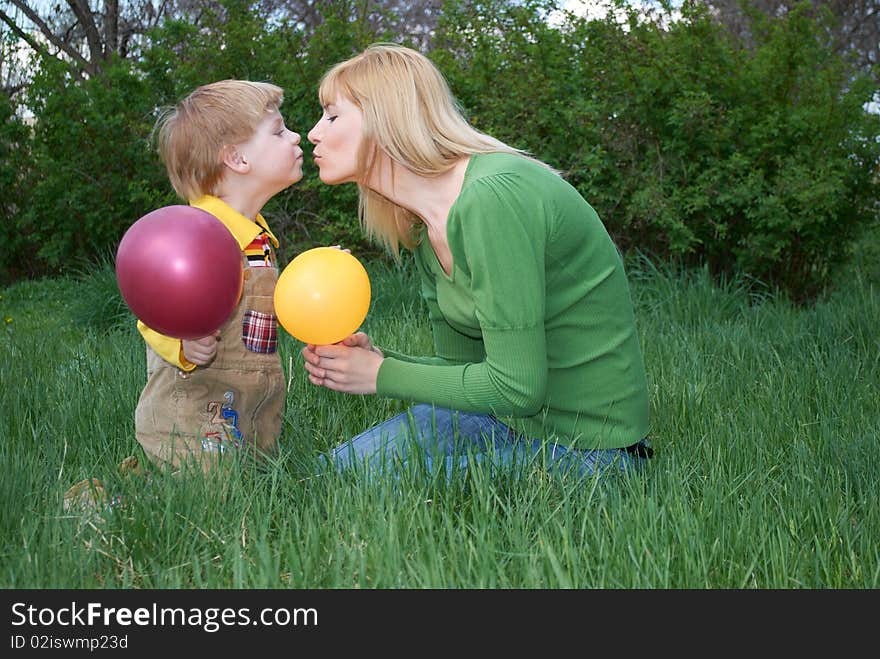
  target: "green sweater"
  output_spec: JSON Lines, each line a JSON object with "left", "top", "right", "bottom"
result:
{"left": 376, "top": 152, "right": 650, "bottom": 449}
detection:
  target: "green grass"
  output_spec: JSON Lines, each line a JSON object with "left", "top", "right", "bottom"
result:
{"left": 1, "top": 249, "right": 877, "bottom": 589}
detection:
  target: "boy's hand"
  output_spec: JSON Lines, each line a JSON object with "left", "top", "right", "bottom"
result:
{"left": 329, "top": 244, "right": 351, "bottom": 254}
{"left": 182, "top": 331, "right": 221, "bottom": 366}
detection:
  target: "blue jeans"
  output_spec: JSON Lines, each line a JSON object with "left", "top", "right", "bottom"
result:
{"left": 324, "top": 404, "right": 649, "bottom": 480}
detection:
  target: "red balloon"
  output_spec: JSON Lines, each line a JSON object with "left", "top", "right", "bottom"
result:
{"left": 116, "top": 205, "right": 242, "bottom": 340}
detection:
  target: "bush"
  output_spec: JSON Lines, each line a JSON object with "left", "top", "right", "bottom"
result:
{"left": 0, "top": 92, "right": 35, "bottom": 284}
{"left": 434, "top": 0, "right": 880, "bottom": 302}
{"left": 594, "top": 1, "right": 880, "bottom": 302}
{"left": 6, "top": 0, "right": 878, "bottom": 302}
{"left": 21, "top": 57, "right": 173, "bottom": 275}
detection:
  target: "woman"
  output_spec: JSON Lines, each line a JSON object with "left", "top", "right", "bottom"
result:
{"left": 303, "top": 43, "right": 651, "bottom": 478}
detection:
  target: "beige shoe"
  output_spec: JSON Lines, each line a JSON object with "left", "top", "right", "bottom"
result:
{"left": 62, "top": 478, "right": 107, "bottom": 513}
{"left": 118, "top": 455, "right": 143, "bottom": 477}
{"left": 63, "top": 456, "right": 143, "bottom": 513}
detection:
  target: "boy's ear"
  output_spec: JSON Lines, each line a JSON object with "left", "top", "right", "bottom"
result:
{"left": 222, "top": 145, "right": 250, "bottom": 173}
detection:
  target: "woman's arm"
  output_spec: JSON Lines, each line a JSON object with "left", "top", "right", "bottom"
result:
{"left": 377, "top": 174, "right": 551, "bottom": 416}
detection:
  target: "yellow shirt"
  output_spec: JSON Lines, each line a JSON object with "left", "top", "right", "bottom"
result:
{"left": 136, "top": 196, "right": 279, "bottom": 370}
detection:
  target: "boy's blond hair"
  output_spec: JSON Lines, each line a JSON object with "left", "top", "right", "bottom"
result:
{"left": 317, "top": 43, "right": 553, "bottom": 257}
{"left": 155, "top": 80, "right": 284, "bottom": 202}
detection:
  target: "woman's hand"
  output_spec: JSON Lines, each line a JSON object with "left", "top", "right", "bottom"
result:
{"left": 182, "top": 331, "right": 220, "bottom": 366}
{"left": 302, "top": 331, "right": 384, "bottom": 394}
{"left": 339, "top": 331, "right": 382, "bottom": 354}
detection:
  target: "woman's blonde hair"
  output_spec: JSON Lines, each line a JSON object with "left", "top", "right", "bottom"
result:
{"left": 318, "top": 43, "right": 552, "bottom": 256}
{"left": 155, "top": 80, "right": 283, "bottom": 201}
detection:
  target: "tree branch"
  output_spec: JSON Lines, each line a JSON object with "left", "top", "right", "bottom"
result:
{"left": 0, "top": 3, "right": 90, "bottom": 79}
{"left": 0, "top": 8, "right": 45, "bottom": 54}
{"left": 4, "top": 0, "right": 92, "bottom": 77}
{"left": 105, "top": 0, "right": 119, "bottom": 58}
{"left": 66, "top": 0, "right": 105, "bottom": 72}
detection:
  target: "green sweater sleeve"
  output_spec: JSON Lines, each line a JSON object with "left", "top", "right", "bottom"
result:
{"left": 381, "top": 310, "right": 484, "bottom": 365}
{"left": 377, "top": 174, "right": 549, "bottom": 417}
{"left": 378, "top": 326, "right": 547, "bottom": 415}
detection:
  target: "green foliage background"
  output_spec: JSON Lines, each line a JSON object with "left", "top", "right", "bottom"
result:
{"left": 1, "top": 0, "right": 878, "bottom": 301}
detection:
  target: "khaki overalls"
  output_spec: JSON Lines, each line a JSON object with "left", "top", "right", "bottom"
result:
{"left": 135, "top": 253, "right": 285, "bottom": 470}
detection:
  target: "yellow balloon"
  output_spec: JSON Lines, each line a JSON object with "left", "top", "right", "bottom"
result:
{"left": 274, "top": 247, "right": 372, "bottom": 345}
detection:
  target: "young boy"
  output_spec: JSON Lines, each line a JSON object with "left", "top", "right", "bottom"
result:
{"left": 135, "top": 79, "right": 303, "bottom": 471}
{"left": 64, "top": 80, "right": 302, "bottom": 507}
